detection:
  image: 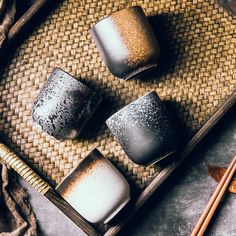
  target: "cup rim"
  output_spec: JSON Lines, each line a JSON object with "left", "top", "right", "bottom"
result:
{"left": 52, "top": 67, "right": 92, "bottom": 91}
{"left": 90, "top": 5, "right": 143, "bottom": 31}
{"left": 123, "top": 64, "right": 157, "bottom": 80}
{"left": 106, "top": 90, "right": 158, "bottom": 125}
{"left": 55, "top": 149, "right": 104, "bottom": 191}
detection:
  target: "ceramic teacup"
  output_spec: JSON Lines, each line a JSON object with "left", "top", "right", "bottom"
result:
{"left": 106, "top": 91, "right": 179, "bottom": 166}
{"left": 32, "top": 68, "right": 102, "bottom": 140}
{"left": 56, "top": 149, "right": 130, "bottom": 223}
{"left": 90, "top": 6, "right": 160, "bottom": 80}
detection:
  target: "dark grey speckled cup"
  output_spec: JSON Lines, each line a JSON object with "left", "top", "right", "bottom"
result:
{"left": 32, "top": 68, "right": 102, "bottom": 140}
{"left": 106, "top": 91, "right": 179, "bottom": 166}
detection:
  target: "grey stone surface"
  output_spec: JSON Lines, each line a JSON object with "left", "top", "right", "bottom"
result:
{"left": 21, "top": 106, "right": 236, "bottom": 236}
{"left": 124, "top": 106, "right": 236, "bottom": 236}
{"left": 20, "top": 181, "right": 86, "bottom": 236}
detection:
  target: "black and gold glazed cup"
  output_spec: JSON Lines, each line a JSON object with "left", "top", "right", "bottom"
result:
{"left": 90, "top": 6, "right": 160, "bottom": 80}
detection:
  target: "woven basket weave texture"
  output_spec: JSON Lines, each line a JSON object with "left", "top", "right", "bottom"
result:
{"left": 0, "top": 0, "right": 235, "bottom": 189}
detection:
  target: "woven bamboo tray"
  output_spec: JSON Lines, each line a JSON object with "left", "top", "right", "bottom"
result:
{"left": 0, "top": 0, "right": 236, "bottom": 235}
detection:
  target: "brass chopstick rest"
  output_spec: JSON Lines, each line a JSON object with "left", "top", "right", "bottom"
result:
{"left": 56, "top": 149, "right": 130, "bottom": 224}
{"left": 90, "top": 6, "right": 160, "bottom": 80}
{"left": 106, "top": 91, "right": 179, "bottom": 166}
{"left": 32, "top": 68, "right": 102, "bottom": 140}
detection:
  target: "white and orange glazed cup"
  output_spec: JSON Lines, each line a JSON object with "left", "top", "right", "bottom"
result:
{"left": 56, "top": 149, "right": 130, "bottom": 224}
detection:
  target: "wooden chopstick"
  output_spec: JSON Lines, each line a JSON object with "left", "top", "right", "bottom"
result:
{"left": 191, "top": 155, "right": 236, "bottom": 236}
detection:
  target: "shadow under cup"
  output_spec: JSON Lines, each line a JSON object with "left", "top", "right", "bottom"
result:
{"left": 106, "top": 91, "right": 179, "bottom": 166}
{"left": 90, "top": 6, "right": 160, "bottom": 80}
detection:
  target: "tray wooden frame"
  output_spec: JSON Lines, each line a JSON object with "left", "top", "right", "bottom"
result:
{"left": 2, "top": 1, "right": 236, "bottom": 235}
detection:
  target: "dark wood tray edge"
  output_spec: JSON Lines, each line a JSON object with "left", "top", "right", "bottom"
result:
{"left": 105, "top": 90, "right": 236, "bottom": 236}
{"left": 3, "top": 1, "right": 236, "bottom": 235}
{"left": 7, "top": 0, "right": 49, "bottom": 42}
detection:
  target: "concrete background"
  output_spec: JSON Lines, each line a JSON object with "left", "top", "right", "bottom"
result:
{"left": 21, "top": 105, "right": 236, "bottom": 236}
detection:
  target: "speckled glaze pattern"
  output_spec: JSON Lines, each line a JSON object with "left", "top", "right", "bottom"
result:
{"left": 32, "top": 68, "right": 102, "bottom": 140}
{"left": 90, "top": 6, "right": 160, "bottom": 80}
{"left": 106, "top": 91, "right": 179, "bottom": 165}
{"left": 56, "top": 149, "right": 130, "bottom": 224}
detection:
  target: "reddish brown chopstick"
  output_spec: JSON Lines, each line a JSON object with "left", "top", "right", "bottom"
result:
{"left": 191, "top": 155, "right": 236, "bottom": 236}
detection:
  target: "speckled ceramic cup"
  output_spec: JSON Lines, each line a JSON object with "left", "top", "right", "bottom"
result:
{"left": 32, "top": 68, "right": 102, "bottom": 140}
{"left": 56, "top": 149, "right": 130, "bottom": 224}
{"left": 90, "top": 6, "right": 160, "bottom": 80}
{"left": 106, "top": 91, "right": 179, "bottom": 166}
